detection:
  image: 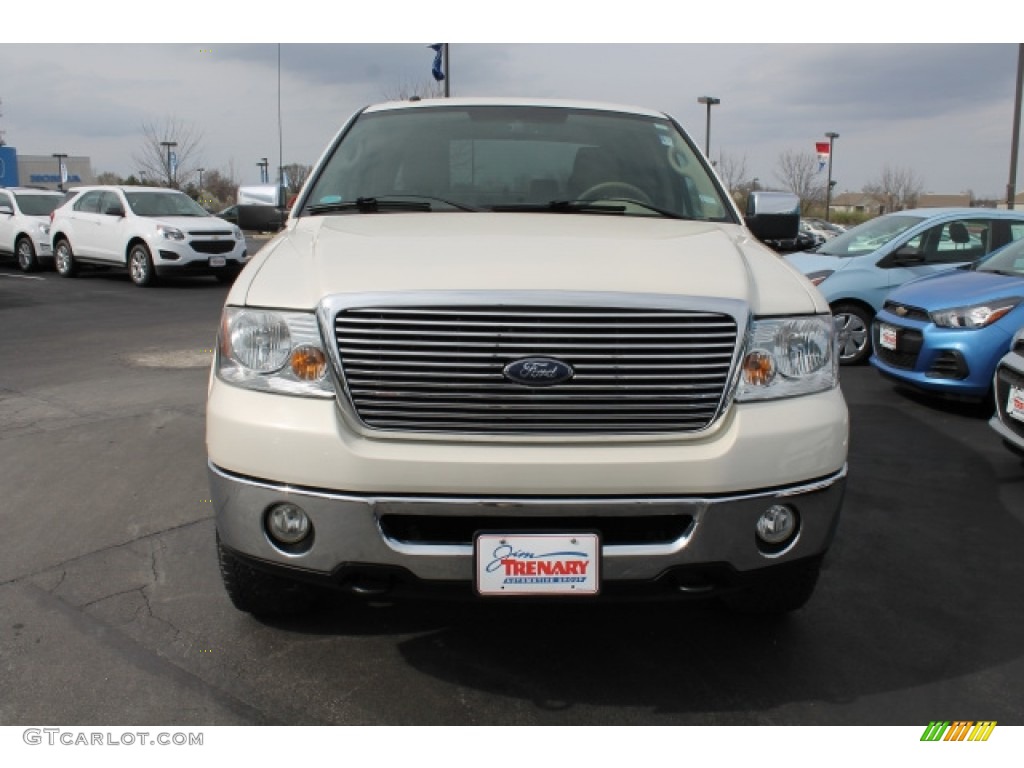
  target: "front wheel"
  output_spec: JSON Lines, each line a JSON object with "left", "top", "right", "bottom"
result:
{"left": 54, "top": 239, "right": 77, "bottom": 277}
{"left": 16, "top": 236, "right": 40, "bottom": 273}
{"left": 832, "top": 303, "right": 873, "bottom": 365}
{"left": 217, "top": 536, "right": 322, "bottom": 618}
{"left": 128, "top": 243, "right": 157, "bottom": 287}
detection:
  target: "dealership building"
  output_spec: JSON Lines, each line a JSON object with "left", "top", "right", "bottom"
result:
{"left": 0, "top": 146, "right": 96, "bottom": 190}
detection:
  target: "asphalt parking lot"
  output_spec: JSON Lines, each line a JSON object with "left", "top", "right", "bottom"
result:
{"left": 1, "top": 255, "right": 1023, "bottom": 727}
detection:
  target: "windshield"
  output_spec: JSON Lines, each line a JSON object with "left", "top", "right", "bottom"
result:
{"left": 301, "top": 104, "right": 733, "bottom": 221}
{"left": 124, "top": 191, "right": 209, "bottom": 217}
{"left": 15, "top": 193, "right": 63, "bottom": 216}
{"left": 814, "top": 214, "right": 926, "bottom": 257}
{"left": 976, "top": 237, "right": 1024, "bottom": 276}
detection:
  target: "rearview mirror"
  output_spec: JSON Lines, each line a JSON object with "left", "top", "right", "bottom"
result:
{"left": 744, "top": 191, "right": 800, "bottom": 243}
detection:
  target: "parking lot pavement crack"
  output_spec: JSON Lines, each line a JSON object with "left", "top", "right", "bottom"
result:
{"left": 20, "top": 581, "right": 280, "bottom": 725}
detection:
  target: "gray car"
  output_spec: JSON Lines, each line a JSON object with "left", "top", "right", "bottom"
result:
{"left": 990, "top": 328, "right": 1024, "bottom": 457}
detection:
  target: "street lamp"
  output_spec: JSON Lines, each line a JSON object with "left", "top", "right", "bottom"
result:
{"left": 697, "top": 96, "right": 721, "bottom": 159}
{"left": 160, "top": 141, "right": 177, "bottom": 187}
{"left": 51, "top": 153, "right": 68, "bottom": 192}
{"left": 197, "top": 167, "right": 204, "bottom": 193}
{"left": 825, "top": 132, "right": 839, "bottom": 222}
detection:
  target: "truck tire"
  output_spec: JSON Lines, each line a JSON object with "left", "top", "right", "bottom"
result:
{"left": 723, "top": 561, "right": 821, "bottom": 616}
{"left": 217, "top": 535, "right": 321, "bottom": 618}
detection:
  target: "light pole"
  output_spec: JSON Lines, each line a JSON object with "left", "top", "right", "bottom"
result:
{"left": 160, "top": 141, "right": 177, "bottom": 187}
{"left": 697, "top": 96, "right": 721, "bottom": 159}
{"left": 197, "top": 167, "right": 204, "bottom": 194}
{"left": 824, "top": 132, "right": 839, "bottom": 222}
{"left": 51, "top": 153, "right": 68, "bottom": 192}
{"left": 1008, "top": 43, "right": 1023, "bottom": 210}
{"left": 258, "top": 158, "right": 269, "bottom": 185}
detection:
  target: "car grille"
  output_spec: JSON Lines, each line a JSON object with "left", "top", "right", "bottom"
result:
{"left": 882, "top": 300, "right": 930, "bottom": 323}
{"left": 873, "top": 324, "right": 922, "bottom": 369}
{"left": 994, "top": 364, "right": 1024, "bottom": 440}
{"left": 190, "top": 240, "right": 235, "bottom": 254}
{"left": 332, "top": 305, "right": 739, "bottom": 434}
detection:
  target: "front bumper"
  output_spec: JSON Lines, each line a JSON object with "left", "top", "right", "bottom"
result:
{"left": 870, "top": 313, "right": 1011, "bottom": 399}
{"left": 990, "top": 349, "right": 1024, "bottom": 455}
{"left": 210, "top": 462, "right": 847, "bottom": 590}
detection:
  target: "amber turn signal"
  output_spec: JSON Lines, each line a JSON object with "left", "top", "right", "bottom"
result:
{"left": 290, "top": 345, "right": 327, "bottom": 381}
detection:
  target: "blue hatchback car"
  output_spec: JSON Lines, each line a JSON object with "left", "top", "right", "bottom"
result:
{"left": 870, "top": 237, "right": 1024, "bottom": 401}
{"left": 785, "top": 208, "right": 1024, "bottom": 364}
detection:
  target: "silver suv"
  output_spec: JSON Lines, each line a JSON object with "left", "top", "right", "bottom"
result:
{"left": 0, "top": 187, "right": 65, "bottom": 272}
{"left": 49, "top": 186, "right": 248, "bottom": 286}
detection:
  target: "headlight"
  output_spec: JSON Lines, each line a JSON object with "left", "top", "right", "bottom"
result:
{"left": 36, "top": 222, "right": 50, "bottom": 236}
{"left": 217, "top": 308, "right": 334, "bottom": 398}
{"left": 157, "top": 225, "right": 185, "bottom": 241}
{"left": 233, "top": 226, "right": 243, "bottom": 240}
{"left": 735, "top": 316, "right": 837, "bottom": 402}
{"left": 805, "top": 270, "right": 834, "bottom": 286}
{"left": 930, "top": 300, "right": 1020, "bottom": 329}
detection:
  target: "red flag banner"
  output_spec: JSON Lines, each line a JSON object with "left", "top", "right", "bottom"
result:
{"left": 816, "top": 142, "right": 830, "bottom": 172}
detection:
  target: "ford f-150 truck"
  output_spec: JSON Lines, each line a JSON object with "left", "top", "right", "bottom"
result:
{"left": 207, "top": 98, "right": 849, "bottom": 618}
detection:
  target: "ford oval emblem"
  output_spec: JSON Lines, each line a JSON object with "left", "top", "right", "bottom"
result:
{"left": 503, "top": 357, "right": 575, "bottom": 387}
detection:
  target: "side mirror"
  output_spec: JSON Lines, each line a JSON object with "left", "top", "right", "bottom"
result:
{"left": 0, "top": 204, "right": 13, "bottom": 216}
{"left": 745, "top": 191, "right": 800, "bottom": 243}
{"left": 883, "top": 246, "right": 925, "bottom": 266}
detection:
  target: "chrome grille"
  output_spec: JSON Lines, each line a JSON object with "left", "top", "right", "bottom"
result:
{"left": 333, "top": 305, "right": 739, "bottom": 434}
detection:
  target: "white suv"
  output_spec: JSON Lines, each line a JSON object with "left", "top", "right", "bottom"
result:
{"left": 0, "top": 187, "right": 65, "bottom": 272}
{"left": 50, "top": 186, "right": 248, "bottom": 286}
{"left": 207, "top": 98, "right": 849, "bottom": 618}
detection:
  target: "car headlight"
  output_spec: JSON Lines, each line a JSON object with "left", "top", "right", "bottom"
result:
{"left": 804, "top": 270, "right": 834, "bottom": 286}
{"left": 930, "top": 300, "right": 1020, "bottom": 329}
{"left": 233, "top": 226, "right": 243, "bottom": 240}
{"left": 36, "top": 222, "right": 50, "bottom": 237}
{"left": 217, "top": 308, "right": 334, "bottom": 398}
{"left": 157, "top": 225, "right": 185, "bottom": 241}
{"left": 735, "top": 315, "right": 837, "bottom": 402}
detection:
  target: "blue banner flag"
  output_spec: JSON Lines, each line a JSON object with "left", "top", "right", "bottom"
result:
{"left": 429, "top": 44, "right": 445, "bottom": 82}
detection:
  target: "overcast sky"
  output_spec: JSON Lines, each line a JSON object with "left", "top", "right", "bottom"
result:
{"left": 2, "top": 8, "right": 1019, "bottom": 198}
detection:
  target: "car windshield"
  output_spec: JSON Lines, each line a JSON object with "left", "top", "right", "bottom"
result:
{"left": 124, "top": 191, "right": 210, "bottom": 217}
{"left": 301, "top": 104, "right": 733, "bottom": 221}
{"left": 814, "top": 214, "right": 925, "bottom": 257}
{"left": 976, "top": 238, "right": 1024, "bottom": 276}
{"left": 14, "top": 193, "right": 63, "bottom": 216}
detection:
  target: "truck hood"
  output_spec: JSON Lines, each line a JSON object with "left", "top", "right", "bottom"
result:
{"left": 236, "top": 213, "right": 825, "bottom": 315}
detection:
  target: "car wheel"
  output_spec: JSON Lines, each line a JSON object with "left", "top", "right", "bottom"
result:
{"left": 217, "top": 535, "right": 321, "bottom": 618}
{"left": 723, "top": 560, "right": 821, "bottom": 616}
{"left": 128, "top": 243, "right": 157, "bottom": 287}
{"left": 16, "top": 236, "right": 40, "bottom": 273}
{"left": 54, "top": 239, "right": 77, "bottom": 278}
{"left": 832, "top": 303, "right": 872, "bottom": 365}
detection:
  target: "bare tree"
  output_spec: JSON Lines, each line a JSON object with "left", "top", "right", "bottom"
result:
{"left": 775, "top": 149, "right": 827, "bottom": 212}
{"left": 863, "top": 165, "right": 924, "bottom": 213}
{"left": 133, "top": 116, "right": 204, "bottom": 189}
{"left": 714, "top": 152, "right": 749, "bottom": 194}
{"left": 381, "top": 79, "right": 445, "bottom": 101}
{"left": 281, "top": 163, "right": 312, "bottom": 195}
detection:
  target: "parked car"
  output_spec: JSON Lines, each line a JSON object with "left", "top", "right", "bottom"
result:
{"left": 785, "top": 208, "right": 1024, "bottom": 364}
{"left": 207, "top": 97, "right": 848, "bottom": 620}
{"left": 870, "top": 237, "right": 1024, "bottom": 401}
{"left": 0, "top": 187, "right": 66, "bottom": 272}
{"left": 803, "top": 217, "right": 845, "bottom": 240}
{"left": 990, "top": 328, "right": 1024, "bottom": 456}
{"left": 762, "top": 220, "right": 821, "bottom": 252}
{"left": 49, "top": 186, "right": 249, "bottom": 286}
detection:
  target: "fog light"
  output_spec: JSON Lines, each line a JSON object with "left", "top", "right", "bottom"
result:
{"left": 266, "top": 503, "right": 311, "bottom": 545}
{"left": 756, "top": 504, "right": 797, "bottom": 544}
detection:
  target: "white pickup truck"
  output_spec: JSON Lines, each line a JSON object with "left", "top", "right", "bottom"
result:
{"left": 206, "top": 98, "right": 848, "bottom": 618}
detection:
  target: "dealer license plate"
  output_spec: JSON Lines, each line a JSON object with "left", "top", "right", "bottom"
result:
{"left": 879, "top": 323, "right": 898, "bottom": 351}
{"left": 475, "top": 532, "right": 600, "bottom": 596}
{"left": 1008, "top": 385, "right": 1024, "bottom": 423}
{"left": 210, "top": 256, "right": 226, "bottom": 268}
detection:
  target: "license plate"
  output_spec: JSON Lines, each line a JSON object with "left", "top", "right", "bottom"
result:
{"left": 879, "top": 323, "right": 898, "bottom": 351}
{"left": 210, "top": 256, "right": 226, "bottom": 268}
{"left": 1009, "top": 385, "right": 1024, "bottom": 422}
{"left": 475, "top": 532, "right": 600, "bottom": 596}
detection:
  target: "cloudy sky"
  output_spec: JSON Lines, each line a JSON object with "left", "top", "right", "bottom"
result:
{"left": 1, "top": 8, "right": 1019, "bottom": 198}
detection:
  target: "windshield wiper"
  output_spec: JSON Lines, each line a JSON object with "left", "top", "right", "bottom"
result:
{"left": 491, "top": 199, "right": 689, "bottom": 219}
{"left": 306, "top": 197, "right": 432, "bottom": 215}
